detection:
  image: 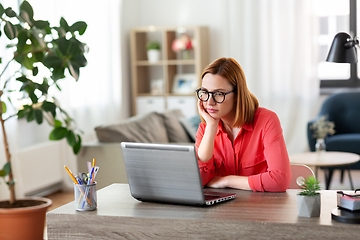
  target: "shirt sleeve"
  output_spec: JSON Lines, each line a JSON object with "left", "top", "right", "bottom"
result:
{"left": 195, "top": 123, "right": 216, "bottom": 186}
{"left": 248, "top": 111, "right": 292, "bottom": 192}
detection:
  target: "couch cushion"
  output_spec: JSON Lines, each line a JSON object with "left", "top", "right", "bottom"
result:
{"left": 95, "top": 112, "right": 168, "bottom": 143}
{"left": 179, "top": 115, "right": 201, "bottom": 142}
{"left": 326, "top": 133, "right": 360, "bottom": 155}
{"left": 161, "top": 109, "right": 192, "bottom": 143}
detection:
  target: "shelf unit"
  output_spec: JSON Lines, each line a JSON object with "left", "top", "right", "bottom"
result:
{"left": 130, "top": 26, "right": 209, "bottom": 118}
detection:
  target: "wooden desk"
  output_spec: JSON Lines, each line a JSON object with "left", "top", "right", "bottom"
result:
{"left": 47, "top": 184, "right": 358, "bottom": 239}
{"left": 290, "top": 151, "right": 360, "bottom": 190}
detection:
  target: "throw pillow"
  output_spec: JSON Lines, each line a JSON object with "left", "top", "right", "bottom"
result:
{"left": 161, "top": 109, "right": 193, "bottom": 143}
{"left": 179, "top": 115, "right": 201, "bottom": 142}
{"left": 95, "top": 112, "right": 168, "bottom": 143}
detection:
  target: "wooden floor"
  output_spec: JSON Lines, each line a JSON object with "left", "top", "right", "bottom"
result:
{"left": 46, "top": 190, "right": 74, "bottom": 212}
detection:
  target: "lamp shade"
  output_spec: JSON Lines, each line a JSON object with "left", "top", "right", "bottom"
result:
{"left": 326, "top": 32, "right": 357, "bottom": 63}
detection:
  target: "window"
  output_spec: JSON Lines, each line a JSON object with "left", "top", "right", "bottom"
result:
{"left": 318, "top": 0, "right": 360, "bottom": 89}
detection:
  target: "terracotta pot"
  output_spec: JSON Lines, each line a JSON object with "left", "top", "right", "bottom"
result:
{"left": 0, "top": 197, "right": 52, "bottom": 240}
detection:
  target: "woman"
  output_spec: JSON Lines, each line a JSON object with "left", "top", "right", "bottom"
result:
{"left": 196, "top": 57, "right": 291, "bottom": 192}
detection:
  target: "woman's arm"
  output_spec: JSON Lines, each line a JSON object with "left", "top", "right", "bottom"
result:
{"left": 196, "top": 100, "right": 219, "bottom": 162}
{"left": 206, "top": 175, "right": 251, "bottom": 190}
{"left": 248, "top": 111, "right": 291, "bottom": 192}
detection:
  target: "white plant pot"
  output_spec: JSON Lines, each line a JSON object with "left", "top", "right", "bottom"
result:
{"left": 147, "top": 49, "right": 160, "bottom": 63}
{"left": 297, "top": 194, "right": 321, "bottom": 217}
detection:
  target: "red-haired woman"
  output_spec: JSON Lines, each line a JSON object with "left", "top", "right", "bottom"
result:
{"left": 196, "top": 57, "right": 291, "bottom": 192}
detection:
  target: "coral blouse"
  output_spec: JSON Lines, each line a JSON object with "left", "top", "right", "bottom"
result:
{"left": 195, "top": 107, "right": 291, "bottom": 192}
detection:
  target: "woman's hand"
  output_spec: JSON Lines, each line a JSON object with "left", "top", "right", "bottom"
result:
{"left": 197, "top": 100, "right": 219, "bottom": 127}
{"left": 206, "top": 176, "right": 252, "bottom": 190}
{"left": 206, "top": 176, "right": 228, "bottom": 188}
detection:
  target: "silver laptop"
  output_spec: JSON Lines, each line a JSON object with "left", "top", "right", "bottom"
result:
{"left": 120, "top": 142, "right": 237, "bottom": 206}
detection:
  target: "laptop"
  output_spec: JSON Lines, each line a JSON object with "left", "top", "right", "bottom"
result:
{"left": 120, "top": 142, "right": 237, "bottom": 206}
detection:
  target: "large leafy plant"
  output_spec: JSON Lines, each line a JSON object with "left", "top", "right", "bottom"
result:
{"left": 0, "top": 1, "right": 87, "bottom": 205}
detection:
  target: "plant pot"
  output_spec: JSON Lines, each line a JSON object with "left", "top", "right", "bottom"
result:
{"left": 0, "top": 197, "right": 52, "bottom": 240}
{"left": 147, "top": 49, "right": 160, "bottom": 62}
{"left": 297, "top": 194, "right": 321, "bottom": 217}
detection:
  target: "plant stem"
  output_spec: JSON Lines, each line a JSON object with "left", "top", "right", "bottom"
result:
{"left": 0, "top": 92, "right": 15, "bottom": 204}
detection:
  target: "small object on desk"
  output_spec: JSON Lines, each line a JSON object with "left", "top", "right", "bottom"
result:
{"left": 337, "top": 189, "right": 360, "bottom": 211}
{"left": 74, "top": 182, "right": 97, "bottom": 211}
{"left": 332, "top": 189, "right": 360, "bottom": 224}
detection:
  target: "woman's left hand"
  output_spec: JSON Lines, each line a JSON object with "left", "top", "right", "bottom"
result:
{"left": 206, "top": 175, "right": 252, "bottom": 190}
{"left": 206, "top": 176, "right": 228, "bottom": 188}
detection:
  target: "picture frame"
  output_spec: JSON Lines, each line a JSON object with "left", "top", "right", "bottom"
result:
{"left": 172, "top": 74, "right": 197, "bottom": 94}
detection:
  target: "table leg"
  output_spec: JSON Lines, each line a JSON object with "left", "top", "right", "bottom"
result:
{"left": 323, "top": 168, "right": 333, "bottom": 190}
{"left": 347, "top": 166, "right": 354, "bottom": 190}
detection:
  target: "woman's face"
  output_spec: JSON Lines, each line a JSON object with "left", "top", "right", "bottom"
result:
{"left": 200, "top": 73, "right": 236, "bottom": 121}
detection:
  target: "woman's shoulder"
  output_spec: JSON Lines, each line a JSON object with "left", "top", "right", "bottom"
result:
{"left": 254, "top": 107, "right": 280, "bottom": 124}
{"left": 256, "top": 107, "right": 278, "bottom": 117}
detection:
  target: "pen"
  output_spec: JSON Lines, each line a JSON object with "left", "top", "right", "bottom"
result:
{"left": 88, "top": 158, "right": 96, "bottom": 185}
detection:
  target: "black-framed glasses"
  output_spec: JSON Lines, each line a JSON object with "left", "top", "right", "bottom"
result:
{"left": 196, "top": 88, "right": 234, "bottom": 104}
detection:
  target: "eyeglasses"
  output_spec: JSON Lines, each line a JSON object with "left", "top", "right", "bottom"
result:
{"left": 196, "top": 88, "right": 234, "bottom": 104}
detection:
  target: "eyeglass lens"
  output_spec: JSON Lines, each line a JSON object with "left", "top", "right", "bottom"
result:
{"left": 197, "top": 90, "right": 226, "bottom": 103}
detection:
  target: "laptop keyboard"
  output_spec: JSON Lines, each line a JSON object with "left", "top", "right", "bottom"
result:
{"left": 204, "top": 194, "right": 221, "bottom": 200}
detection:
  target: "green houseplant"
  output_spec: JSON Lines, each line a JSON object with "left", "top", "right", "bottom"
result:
{"left": 297, "top": 176, "right": 321, "bottom": 217}
{"left": 0, "top": 1, "right": 87, "bottom": 239}
{"left": 146, "top": 41, "right": 161, "bottom": 63}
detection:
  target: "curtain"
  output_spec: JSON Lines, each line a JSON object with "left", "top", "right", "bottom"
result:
{"left": 227, "top": 0, "right": 321, "bottom": 154}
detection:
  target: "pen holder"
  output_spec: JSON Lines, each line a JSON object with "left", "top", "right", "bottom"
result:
{"left": 74, "top": 182, "right": 97, "bottom": 211}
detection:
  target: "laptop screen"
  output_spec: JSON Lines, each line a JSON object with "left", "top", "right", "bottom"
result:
{"left": 121, "top": 142, "right": 206, "bottom": 205}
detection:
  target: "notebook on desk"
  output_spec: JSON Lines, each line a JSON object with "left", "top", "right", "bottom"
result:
{"left": 120, "top": 142, "right": 237, "bottom": 206}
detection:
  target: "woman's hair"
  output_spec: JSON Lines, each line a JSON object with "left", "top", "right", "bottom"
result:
{"left": 201, "top": 57, "right": 259, "bottom": 127}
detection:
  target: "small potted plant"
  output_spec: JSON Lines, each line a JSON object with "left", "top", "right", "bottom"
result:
{"left": 297, "top": 176, "right": 321, "bottom": 217}
{"left": 146, "top": 41, "right": 161, "bottom": 62}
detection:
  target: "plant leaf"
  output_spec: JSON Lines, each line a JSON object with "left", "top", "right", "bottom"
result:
{"left": 0, "top": 162, "right": 11, "bottom": 177}
{"left": 66, "top": 130, "right": 76, "bottom": 146}
{"left": 42, "top": 55, "right": 63, "bottom": 68}
{"left": 72, "top": 135, "right": 82, "bottom": 154}
{"left": 34, "top": 20, "right": 49, "bottom": 29}
{"left": 34, "top": 109, "right": 43, "bottom": 124}
{"left": 49, "top": 127, "right": 68, "bottom": 140}
{"left": 20, "top": 0, "right": 34, "bottom": 22}
{"left": 4, "top": 7, "right": 16, "bottom": 18}
{"left": 54, "top": 120, "right": 62, "bottom": 128}
{"left": 60, "top": 17, "right": 70, "bottom": 32}
{"left": 70, "top": 21, "right": 87, "bottom": 35}
{"left": 1, "top": 101, "right": 6, "bottom": 114}
{"left": 0, "top": 4, "right": 4, "bottom": 17}
{"left": 4, "top": 21, "right": 17, "bottom": 40}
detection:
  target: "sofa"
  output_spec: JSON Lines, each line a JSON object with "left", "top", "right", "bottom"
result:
{"left": 307, "top": 91, "right": 360, "bottom": 189}
{"left": 76, "top": 109, "right": 201, "bottom": 189}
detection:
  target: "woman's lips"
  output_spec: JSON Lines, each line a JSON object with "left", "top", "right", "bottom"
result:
{"left": 207, "top": 108, "right": 218, "bottom": 113}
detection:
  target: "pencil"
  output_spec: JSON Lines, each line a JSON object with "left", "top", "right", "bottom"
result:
{"left": 64, "top": 165, "right": 78, "bottom": 184}
{"left": 64, "top": 165, "right": 92, "bottom": 205}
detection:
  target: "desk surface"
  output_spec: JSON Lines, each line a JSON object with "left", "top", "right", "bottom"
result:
{"left": 47, "top": 184, "right": 359, "bottom": 239}
{"left": 290, "top": 151, "right": 359, "bottom": 167}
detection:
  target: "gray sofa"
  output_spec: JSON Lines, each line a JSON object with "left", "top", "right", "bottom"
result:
{"left": 76, "top": 109, "right": 200, "bottom": 189}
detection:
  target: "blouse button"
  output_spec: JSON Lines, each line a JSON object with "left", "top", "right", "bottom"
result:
{"left": 204, "top": 167, "right": 209, "bottom": 172}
